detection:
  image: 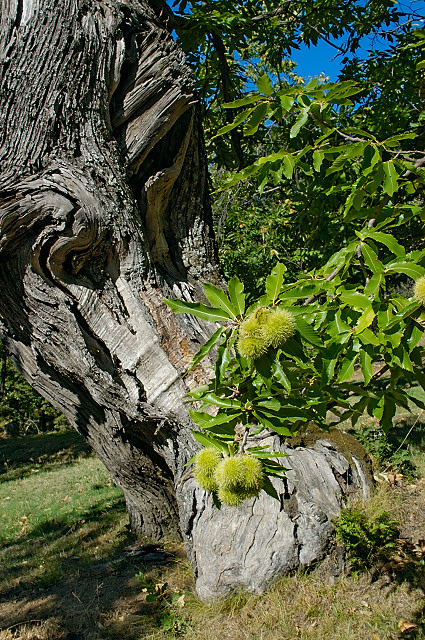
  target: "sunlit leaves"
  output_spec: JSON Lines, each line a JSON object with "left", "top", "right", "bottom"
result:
{"left": 164, "top": 298, "right": 233, "bottom": 322}
{"left": 167, "top": 22, "right": 425, "bottom": 501}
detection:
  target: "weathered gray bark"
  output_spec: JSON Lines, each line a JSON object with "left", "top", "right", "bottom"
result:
{"left": 0, "top": 0, "right": 372, "bottom": 599}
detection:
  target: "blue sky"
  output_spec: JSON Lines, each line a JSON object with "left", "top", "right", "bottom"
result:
{"left": 291, "top": 42, "right": 349, "bottom": 81}
{"left": 292, "top": 1, "right": 425, "bottom": 80}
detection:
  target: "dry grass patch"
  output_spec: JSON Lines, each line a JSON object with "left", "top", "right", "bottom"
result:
{"left": 0, "top": 619, "right": 62, "bottom": 640}
{"left": 145, "top": 570, "right": 423, "bottom": 640}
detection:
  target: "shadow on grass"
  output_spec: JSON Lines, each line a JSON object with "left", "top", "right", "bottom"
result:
{"left": 0, "top": 495, "right": 178, "bottom": 639}
{"left": 388, "top": 419, "right": 425, "bottom": 449}
{"left": 0, "top": 430, "right": 92, "bottom": 482}
{"left": 0, "top": 494, "right": 128, "bottom": 589}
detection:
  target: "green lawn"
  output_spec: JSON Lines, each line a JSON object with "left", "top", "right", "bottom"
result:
{"left": 0, "top": 432, "right": 128, "bottom": 592}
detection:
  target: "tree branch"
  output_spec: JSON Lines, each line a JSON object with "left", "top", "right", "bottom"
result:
{"left": 210, "top": 30, "right": 245, "bottom": 169}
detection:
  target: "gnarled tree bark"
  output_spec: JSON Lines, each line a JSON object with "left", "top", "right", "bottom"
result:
{"left": 0, "top": 0, "right": 372, "bottom": 599}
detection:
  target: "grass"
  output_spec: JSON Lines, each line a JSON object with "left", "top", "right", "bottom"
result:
{"left": 0, "top": 427, "right": 424, "bottom": 640}
{"left": 121, "top": 547, "right": 425, "bottom": 640}
{"left": 0, "top": 430, "right": 92, "bottom": 482}
{"left": 0, "top": 431, "right": 128, "bottom": 593}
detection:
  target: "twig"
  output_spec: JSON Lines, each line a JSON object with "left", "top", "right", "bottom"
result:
{"left": 304, "top": 23, "right": 346, "bottom": 53}
{"left": 72, "top": 592, "right": 93, "bottom": 624}
{"left": 5, "top": 620, "right": 42, "bottom": 632}
{"left": 238, "top": 427, "right": 250, "bottom": 454}
{"left": 368, "top": 363, "right": 390, "bottom": 386}
{"left": 304, "top": 266, "right": 339, "bottom": 305}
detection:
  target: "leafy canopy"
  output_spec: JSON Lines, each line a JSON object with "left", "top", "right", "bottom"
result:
{"left": 165, "top": 11, "right": 425, "bottom": 505}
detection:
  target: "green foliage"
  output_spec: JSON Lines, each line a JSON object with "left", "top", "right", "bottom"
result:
{"left": 351, "top": 416, "right": 425, "bottom": 476}
{"left": 135, "top": 572, "right": 189, "bottom": 633}
{"left": 171, "top": 0, "right": 408, "bottom": 169}
{"left": 166, "top": 78, "right": 425, "bottom": 502}
{"left": 166, "top": 210, "right": 425, "bottom": 502}
{"left": 334, "top": 505, "right": 400, "bottom": 572}
{"left": 211, "top": 25, "right": 425, "bottom": 298}
{"left": 0, "top": 343, "right": 68, "bottom": 435}
{"left": 352, "top": 426, "right": 397, "bottom": 467}
{"left": 214, "top": 181, "right": 343, "bottom": 298}
{"left": 166, "top": 10, "right": 425, "bottom": 507}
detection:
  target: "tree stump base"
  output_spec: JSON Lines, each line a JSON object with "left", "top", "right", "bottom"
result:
{"left": 187, "top": 427, "right": 372, "bottom": 601}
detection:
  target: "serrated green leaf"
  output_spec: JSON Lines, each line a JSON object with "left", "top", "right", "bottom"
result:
{"left": 254, "top": 411, "right": 301, "bottom": 435}
{"left": 385, "top": 262, "right": 425, "bottom": 279}
{"left": 186, "top": 327, "right": 227, "bottom": 373}
{"left": 191, "top": 430, "right": 229, "bottom": 451}
{"left": 359, "top": 349, "right": 373, "bottom": 385}
{"left": 382, "top": 161, "right": 399, "bottom": 197}
{"left": 360, "top": 243, "right": 384, "bottom": 274}
{"left": 282, "top": 154, "right": 296, "bottom": 179}
{"left": 385, "top": 300, "right": 421, "bottom": 329}
{"left": 189, "top": 410, "right": 241, "bottom": 432}
{"left": 187, "top": 383, "right": 212, "bottom": 399}
{"left": 200, "top": 393, "right": 242, "bottom": 409}
{"left": 215, "top": 335, "right": 235, "bottom": 385}
{"left": 381, "top": 396, "right": 396, "bottom": 433}
{"left": 164, "top": 298, "right": 232, "bottom": 322}
{"left": 279, "top": 283, "right": 320, "bottom": 300}
{"left": 203, "top": 283, "right": 237, "bottom": 318}
{"left": 257, "top": 73, "right": 273, "bottom": 96}
{"left": 355, "top": 307, "right": 376, "bottom": 333}
{"left": 325, "top": 81, "right": 362, "bottom": 101}
{"left": 244, "top": 102, "right": 268, "bottom": 136}
{"left": 383, "top": 132, "right": 417, "bottom": 146}
{"left": 212, "top": 105, "right": 258, "bottom": 139}
{"left": 214, "top": 163, "right": 261, "bottom": 191}
{"left": 334, "top": 311, "right": 351, "bottom": 334}
{"left": 313, "top": 150, "right": 324, "bottom": 172}
{"left": 262, "top": 459, "right": 290, "bottom": 475}
{"left": 358, "top": 328, "right": 381, "bottom": 346}
{"left": 325, "top": 141, "right": 367, "bottom": 176}
{"left": 295, "top": 316, "right": 322, "bottom": 347}
{"left": 280, "top": 94, "right": 295, "bottom": 112}
{"left": 337, "top": 352, "right": 359, "bottom": 383}
{"left": 271, "top": 359, "right": 292, "bottom": 393}
{"left": 340, "top": 291, "right": 371, "bottom": 309}
{"left": 367, "top": 231, "right": 405, "bottom": 258}
{"left": 322, "top": 241, "right": 357, "bottom": 276}
{"left": 261, "top": 475, "right": 279, "bottom": 500}
{"left": 290, "top": 108, "right": 309, "bottom": 138}
{"left": 256, "top": 398, "right": 283, "bottom": 411}
{"left": 222, "top": 94, "right": 262, "bottom": 108}
{"left": 321, "top": 357, "right": 338, "bottom": 385}
{"left": 255, "top": 405, "right": 309, "bottom": 421}
{"left": 395, "top": 346, "right": 413, "bottom": 372}
{"left": 362, "top": 144, "right": 381, "bottom": 172}
{"left": 406, "top": 321, "right": 424, "bottom": 351}
{"left": 246, "top": 449, "right": 288, "bottom": 459}
{"left": 265, "top": 263, "right": 286, "bottom": 303}
{"left": 228, "top": 276, "right": 246, "bottom": 316}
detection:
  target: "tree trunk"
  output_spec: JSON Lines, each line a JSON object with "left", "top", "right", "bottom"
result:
{"left": 0, "top": 0, "right": 372, "bottom": 599}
